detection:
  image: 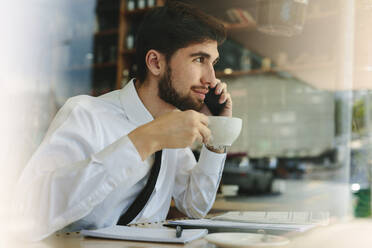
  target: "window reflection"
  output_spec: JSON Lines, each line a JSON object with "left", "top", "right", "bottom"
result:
{"left": 1, "top": 0, "right": 372, "bottom": 225}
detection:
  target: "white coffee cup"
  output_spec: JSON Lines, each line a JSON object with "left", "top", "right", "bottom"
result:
{"left": 207, "top": 116, "right": 242, "bottom": 147}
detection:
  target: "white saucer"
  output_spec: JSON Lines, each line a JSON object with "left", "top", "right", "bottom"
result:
{"left": 204, "top": 232, "right": 290, "bottom": 248}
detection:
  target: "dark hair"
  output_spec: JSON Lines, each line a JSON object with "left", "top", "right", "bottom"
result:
{"left": 135, "top": 0, "right": 226, "bottom": 83}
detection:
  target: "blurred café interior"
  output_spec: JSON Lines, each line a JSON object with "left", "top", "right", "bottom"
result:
{"left": 1, "top": 0, "right": 372, "bottom": 247}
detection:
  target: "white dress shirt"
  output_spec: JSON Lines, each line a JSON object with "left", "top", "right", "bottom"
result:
{"left": 14, "top": 79, "right": 226, "bottom": 241}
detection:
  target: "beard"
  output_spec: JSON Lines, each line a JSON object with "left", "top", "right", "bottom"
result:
{"left": 158, "top": 65, "right": 204, "bottom": 111}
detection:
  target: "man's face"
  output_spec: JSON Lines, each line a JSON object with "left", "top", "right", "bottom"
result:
{"left": 158, "top": 40, "right": 219, "bottom": 111}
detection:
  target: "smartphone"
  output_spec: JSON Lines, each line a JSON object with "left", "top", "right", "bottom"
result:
{"left": 204, "top": 86, "right": 226, "bottom": 116}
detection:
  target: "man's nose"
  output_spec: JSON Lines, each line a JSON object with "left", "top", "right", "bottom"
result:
{"left": 201, "top": 64, "right": 217, "bottom": 88}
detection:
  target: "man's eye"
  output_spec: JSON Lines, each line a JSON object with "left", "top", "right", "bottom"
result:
{"left": 195, "top": 57, "right": 205, "bottom": 63}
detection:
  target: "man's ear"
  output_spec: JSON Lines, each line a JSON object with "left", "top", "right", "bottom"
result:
{"left": 145, "top": 49, "right": 165, "bottom": 77}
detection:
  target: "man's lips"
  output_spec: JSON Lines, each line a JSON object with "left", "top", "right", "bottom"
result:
{"left": 191, "top": 87, "right": 209, "bottom": 100}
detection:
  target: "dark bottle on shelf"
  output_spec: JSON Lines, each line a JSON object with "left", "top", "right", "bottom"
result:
{"left": 147, "top": 0, "right": 156, "bottom": 7}
{"left": 126, "top": 26, "right": 135, "bottom": 50}
{"left": 127, "top": 0, "right": 135, "bottom": 11}
{"left": 95, "top": 45, "right": 104, "bottom": 64}
{"left": 126, "top": 21, "right": 140, "bottom": 50}
{"left": 109, "top": 45, "right": 117, "bottom": 62}
{"left": 129, "top": 64, "right": 138, "bottom": 78}
{"left": 138, "top": 0, "right": 146, "bottom": 9}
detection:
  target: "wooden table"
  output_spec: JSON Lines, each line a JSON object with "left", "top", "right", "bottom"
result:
{"left": 5, "top": 180, "right": 372, "bottom": 247}
{"left": 5, "top": 218, "right": 372, "bottom": 248}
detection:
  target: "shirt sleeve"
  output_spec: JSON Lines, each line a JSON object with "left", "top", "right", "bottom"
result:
{"left": 172, "top": 145, "right": 226, "bottom": 218}
{"left": 12, "top": 98, "right": 149, "bottom": 241}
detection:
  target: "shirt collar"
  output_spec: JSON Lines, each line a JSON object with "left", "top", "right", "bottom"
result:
{"left": 120, "top": 79, "right": 154, "bottom": 126}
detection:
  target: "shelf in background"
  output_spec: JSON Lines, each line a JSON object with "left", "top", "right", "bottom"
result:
{"left": 216, "top": 69, "right": 274, "bottom": 78}
{"left": 94, "top": 29, "right": 119, "bottom": 36}
{"left": 122, "top": 7, "right": 156, "bottom": 17}
{"left": 93, "top": 62, "right": 117, "bottom": 69}
{"left": 222, "top": 11, "right": 337, "bottom": 32}
{"left": 215, "top": 61, "right": 336, "bottom": 79}
{"left": 121, "top": 49, "right": 136, "bottom": 55}
{"left": 275, "top": 61, "right": 335, "bottom": 71}
{"left": 223, "top": 22, "right": 256, "bottom": 31}
{"left": 67, "top": 62, "right": 117, "bottom": 71}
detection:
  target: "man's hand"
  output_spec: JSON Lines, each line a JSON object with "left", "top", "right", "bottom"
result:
{"left": 128, "top": 110, "right": 211, "bottom": 160}
{"left": 201, "top": 79, "right": 232, "bottom": 117}
{"left": 201, "top": 79, "right": 232, "bottom": 154}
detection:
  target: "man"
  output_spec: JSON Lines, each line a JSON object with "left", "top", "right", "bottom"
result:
{"left": 14, "top": 1, "right": 231, "bottom": 241}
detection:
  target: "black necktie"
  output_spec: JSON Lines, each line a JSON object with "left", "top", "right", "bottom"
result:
{"left": 117, "top": 150, "right": 162, "bottom": 225}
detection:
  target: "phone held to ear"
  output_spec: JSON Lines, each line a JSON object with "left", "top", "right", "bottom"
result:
{"left": 204, "top": 86, "right": 226, "bottom": 116}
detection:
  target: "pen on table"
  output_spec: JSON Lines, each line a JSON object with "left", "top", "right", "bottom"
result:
{"left": 176, "top": 225, "right": 183, "bottom": 238}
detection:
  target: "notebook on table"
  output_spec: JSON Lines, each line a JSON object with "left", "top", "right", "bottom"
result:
{"left": 81, "top": 225, "right": 208, "bottom": 244}
{"left": 166, "top": 218, "right": 316, "bottom": 234}
{"left": 212, "top": 211, "right": 330, "bottom": 225}
{"left": 166, "top": 211, "right": 329, "bottom": 234}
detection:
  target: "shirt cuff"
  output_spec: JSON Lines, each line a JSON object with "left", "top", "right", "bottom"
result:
{"left": 196, "top": 144, "right": 226, "bottom": 175}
